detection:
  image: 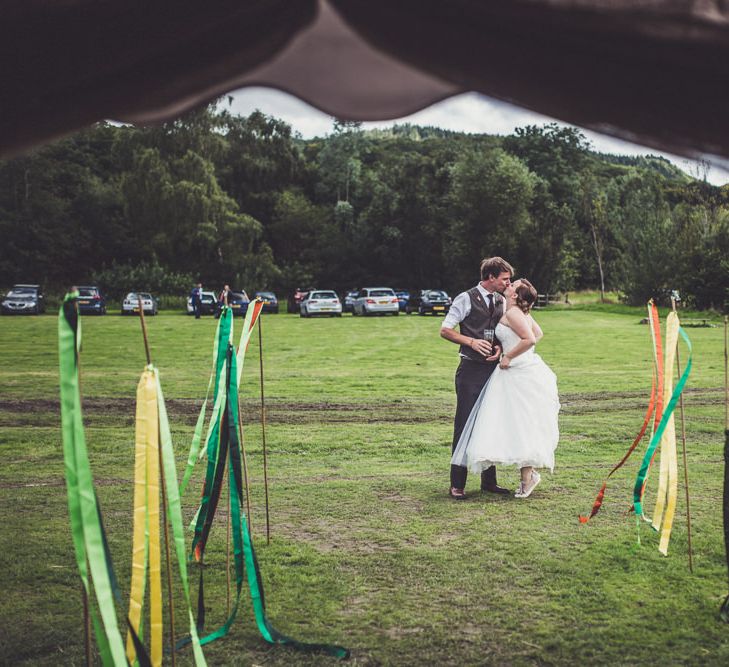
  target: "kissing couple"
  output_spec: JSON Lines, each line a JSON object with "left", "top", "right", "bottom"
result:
{"left": 440, "top": 257, "right": 560, "bottom": 499}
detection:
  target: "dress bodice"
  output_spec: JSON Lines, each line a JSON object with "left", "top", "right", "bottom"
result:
{"left": 496, "top": 322, "right": 534, "bottom": 363}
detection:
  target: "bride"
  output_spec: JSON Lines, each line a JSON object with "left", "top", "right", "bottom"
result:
{"left": 450, "top": 279, "right": 560, "bottom": 498}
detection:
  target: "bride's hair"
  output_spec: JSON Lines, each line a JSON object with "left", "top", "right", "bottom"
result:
{"left": 514, "top": 279, "right": 537, "bottom": 313}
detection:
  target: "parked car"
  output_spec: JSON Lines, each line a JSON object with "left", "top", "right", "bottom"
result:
{"left": 394, "top": 289, "right": 414, "bottom": 313}
{"left": 1, "top": 284, "right": 45, "bottom": 315}
{"left": 300, "top": 290, "right": 342, "bottom": 317}
{"left": 76, "top": 285, "right": 106, "bottom": 315}
{"left": 352, "top": 287, "right": 399, "bottom": 316}
{"left": 122, "top": 292, "right": 158, "bottom": 316}
{"left": 186, "top": 290, "right": 217, "bottom": 315}
{"left": 254, "top": 291, "right": 279, "bottom": 313}
{"left": 418, "top": 289, "right": 452, "bottom": 315}
{"left": 227, "top": 290, "right": 250, "bottom": 317}
{"left": 343, "top": 289, "right": 359, "bottom": 313}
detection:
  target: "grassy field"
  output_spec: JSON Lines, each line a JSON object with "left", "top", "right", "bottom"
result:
{"left": 0, "top": 307, "right": 728, "bottom": 666}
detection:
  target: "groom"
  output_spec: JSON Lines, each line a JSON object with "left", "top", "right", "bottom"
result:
{"left": 440, "top": 256, "right": 514, "bottom": 499}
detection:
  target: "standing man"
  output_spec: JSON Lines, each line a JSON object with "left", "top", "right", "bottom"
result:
{"left": 440, "top": 256, "right": 514, "bottom": 499}
{"left": 190, "top": 282, "right": 203, "bottom": 319}
{"left": 215, "top": 284, "right": 231, "bottom": 319}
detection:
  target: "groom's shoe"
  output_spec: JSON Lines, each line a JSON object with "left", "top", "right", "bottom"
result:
{"left": 449, "top": 487, "right": 467, "bottom": 500}
{"left": 481, "top": 483, "right": 511, "bottom": 495}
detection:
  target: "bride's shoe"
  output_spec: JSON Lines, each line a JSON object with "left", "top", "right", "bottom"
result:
{"left": 514, "top": 481, "right": 525, "bottom": 498}
{"left": 518, "top": 471, "right": 541, "bottom": 498}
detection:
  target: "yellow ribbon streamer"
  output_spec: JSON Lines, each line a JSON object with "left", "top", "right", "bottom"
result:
{"left": 126, "top": 368, "right": 163, "bottom": 666}
{"left": 651, "top": 312, "right": 680, "bottom": 554}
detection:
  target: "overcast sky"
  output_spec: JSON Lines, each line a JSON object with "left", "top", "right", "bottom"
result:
{"left": 225, "top": 87, "right": 729, "bottom": 186}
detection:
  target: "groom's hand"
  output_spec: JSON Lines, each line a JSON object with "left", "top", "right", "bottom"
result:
{"left": 469, "top": 338, "right": 492, "bottom": 357}
{"left": 486, "top": 345, "right": 501, "bottom": 362}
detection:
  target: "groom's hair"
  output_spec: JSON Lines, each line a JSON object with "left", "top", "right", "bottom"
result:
{"left": 480, "top": 257, "right": 514, "bottom": 281}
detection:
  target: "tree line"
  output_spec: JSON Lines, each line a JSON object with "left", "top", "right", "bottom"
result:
{"left": 1, "top": 105, "right": 727, "bottom": 310}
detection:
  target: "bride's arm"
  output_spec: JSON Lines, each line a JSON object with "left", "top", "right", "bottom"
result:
{"left": 530, "top": 315, "right": 543, "bottom": 342}
{"left": 499, "top": 309, "right": 536, "bottom": 369}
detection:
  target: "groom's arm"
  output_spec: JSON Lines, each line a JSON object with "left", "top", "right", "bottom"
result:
{"left": 440, "top": 294, "right": 494, "bottom": 357}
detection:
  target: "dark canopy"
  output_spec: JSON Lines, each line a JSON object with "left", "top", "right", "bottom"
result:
{"left": 2, "top": 0, "right": 729, "bottom": 164}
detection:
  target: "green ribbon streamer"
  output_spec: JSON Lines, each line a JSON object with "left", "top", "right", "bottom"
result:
{"left": 633, "top": 327, "right": 693, "bottom": 517}
{"left": 183, "top": 338, "right": 349, "bottom": 658}
{"left": 59, "top": 293, "right": 127, "bottom": 666}
{"left": 154, "top": 369, "right": 207, "bottom": 665}
{"left": 180, "top": 312, "right": 228, "bottom": 496}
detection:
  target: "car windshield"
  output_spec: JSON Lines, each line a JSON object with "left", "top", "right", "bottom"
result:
{"left": 311, "top": 291, "right": 337, "bottom": 299}
{"left": 257, "top": 292, "right": 275, "bottom": 299}
{"left": 200, "top": 294, "right": 215, "bottom": 302}
{"left": 395, "top": 291, "right": 409, "bottom": 298}
{"left": 427, "top": 291, "right": 448, "bottom": 299}
{"left": 7, "top": 287, "right": 36, "bottom": 297}
{"left": 231, "top": 292, "right": 248, "bottom": 300}
{"left": 369, "top": 289, "right": 394, "bottom": 297}
{"left": 78, "top": 288, "right": 98, "bottom": 297}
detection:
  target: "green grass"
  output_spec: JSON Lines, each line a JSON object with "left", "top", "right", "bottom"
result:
{"left": 1, "top": 309, "right": 728, "bottom": 665}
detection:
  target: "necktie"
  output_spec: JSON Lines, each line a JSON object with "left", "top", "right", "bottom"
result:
{"left": 487, "top": 293, "right": 494, "bottom": 315}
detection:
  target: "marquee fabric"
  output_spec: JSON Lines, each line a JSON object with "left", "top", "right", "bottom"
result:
{"left": 2, "top": 1, "right": 729, "bottom": 163}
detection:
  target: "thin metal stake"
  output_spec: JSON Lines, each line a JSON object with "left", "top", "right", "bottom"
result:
{"left": 258, "top": 314, "right": 271, "bottom": 544}
{"left": 137, "top": 295, "right": 152, "bottom": 366}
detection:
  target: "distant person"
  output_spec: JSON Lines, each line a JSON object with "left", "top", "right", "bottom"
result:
{"left": 440, "top": 256, "right": 514, "bottom": 499}
{"left": 450, "top": 279, "right": 560, "bottom": 498}
{"left": 190, "top": 282, "right": 203, "bottom": 319}
{"left": 215, "top": 284, "right": 230, "bottom": 319}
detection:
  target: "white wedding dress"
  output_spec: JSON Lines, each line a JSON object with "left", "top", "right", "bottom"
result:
{"left": 451, "top": 322, "right": 560, "bottom": 473}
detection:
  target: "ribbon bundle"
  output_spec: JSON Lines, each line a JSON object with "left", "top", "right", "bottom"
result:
{"left": 580, "top": 301, "right": 692, "bottom": 556}
{"left": 126, "top": 366, "right": 206, "bottom": 666}
{"left": 60, "top": 292, "right": 206, "bottom": 666}
{"left": 182, "top": 303, "right": 349, "bottom": 658}
{"left": 60, "top": 294, "right": 348, "bottom": 662}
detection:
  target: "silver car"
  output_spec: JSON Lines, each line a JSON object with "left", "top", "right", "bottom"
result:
{"left": 122, "top": 292, "right": 158, "bottom": 315}
{"left": 352, "top": 287, "right": 399, "bottom": 316}
{"left": 300, "top": 290, "right": 342, "bottom": 317}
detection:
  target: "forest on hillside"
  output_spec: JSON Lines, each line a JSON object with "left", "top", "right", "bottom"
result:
{"left": 1, "top": 104, "right": 727, "bottom": 309}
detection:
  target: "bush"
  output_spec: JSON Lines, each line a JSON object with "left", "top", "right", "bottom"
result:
{"left": 90, "top": 260, "right": 195, "bottom": 300}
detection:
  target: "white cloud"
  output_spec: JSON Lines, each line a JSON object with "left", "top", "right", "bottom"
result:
{"left": 223, "top": 88, "right": 729, "bottom": 186}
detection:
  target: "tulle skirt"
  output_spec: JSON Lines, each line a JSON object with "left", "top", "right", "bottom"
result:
{"left": 451, "top": 352, "right": 560, "bottom": 473}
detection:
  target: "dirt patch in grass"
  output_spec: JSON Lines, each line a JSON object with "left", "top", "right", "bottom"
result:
{"left": 1, "top": 387, "right": 723, "bottom": 426}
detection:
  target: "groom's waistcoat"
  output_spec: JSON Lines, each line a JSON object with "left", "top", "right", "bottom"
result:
{"left": 458, "top": 287, "right": 503, "bottom": 364}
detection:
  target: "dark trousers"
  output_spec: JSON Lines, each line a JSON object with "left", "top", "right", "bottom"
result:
{"left": 450, "top": 358, "right": 498, "bottom": 489}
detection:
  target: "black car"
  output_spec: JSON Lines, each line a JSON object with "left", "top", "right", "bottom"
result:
{"left": 1, "top": 284, "right": 45, "bottom": 315}
{"left": 254, "top": 291, "right": 279, "bottom": 313}
{"left": 76, "top": 285, "right": 106, "bottom": 315}
{"left": 418, "top": 289, "right": 452, "bottom": 315}
{"left": 227, "top": 290, "right": 250, "bottom": 317}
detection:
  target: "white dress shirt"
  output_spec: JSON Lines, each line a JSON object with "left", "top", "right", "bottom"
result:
{"left": 442, "top": 283, "right": 502, "bottom": 329}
